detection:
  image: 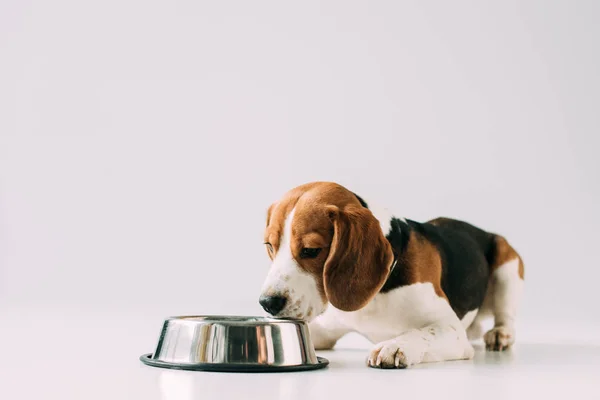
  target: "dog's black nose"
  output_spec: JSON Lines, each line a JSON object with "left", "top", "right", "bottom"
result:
{"left": 259, "top": 295, "right": 287, "bottom": 316}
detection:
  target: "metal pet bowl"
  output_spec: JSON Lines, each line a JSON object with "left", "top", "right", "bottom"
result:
{"left": 139, "top": 315, "right": 329, "bottom": 372}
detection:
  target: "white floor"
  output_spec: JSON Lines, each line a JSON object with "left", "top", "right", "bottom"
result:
{"left": 2, "top": 308, "right": 599, "bottom": 400}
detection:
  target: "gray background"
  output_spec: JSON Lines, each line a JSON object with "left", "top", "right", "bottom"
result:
{"left": 1, "top": 0, "right": 599, "bottom": 343}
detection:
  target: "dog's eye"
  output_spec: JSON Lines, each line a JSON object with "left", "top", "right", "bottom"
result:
{"left": 300, "top": 248, "right": 322, "bottom": 259}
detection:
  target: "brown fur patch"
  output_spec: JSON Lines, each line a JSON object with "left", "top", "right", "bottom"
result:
{"left": 263, "top": 182, "right": 364, "bottom": 254}
{"left": 263, "top": 182, "right": 330, "bottom": 247}
{"left": 323, "top": 205, "right": 394, "bottom": 311}
{"left": 397, "top": 230, "right": 447, "bottom": 300}
{"left": 491, "top": 236, "right": 525, "bottom": 279}
{"left": 263, "top": 182, "right": 394, "bottom": 309}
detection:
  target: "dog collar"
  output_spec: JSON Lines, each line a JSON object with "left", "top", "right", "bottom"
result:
{"left": 389, "top": 250, "right": 398, "bottom": 274}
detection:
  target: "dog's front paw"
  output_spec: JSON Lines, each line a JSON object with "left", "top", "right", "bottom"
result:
{"left": 484, "top": 326, "right": 515, "bottom": 351}
{"left": 367, "top": 338, "right": 423, "bottom": 369}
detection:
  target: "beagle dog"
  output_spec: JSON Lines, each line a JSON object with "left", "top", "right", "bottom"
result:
{"left": 259, "top": 181, "right": 524, "bottom": 368}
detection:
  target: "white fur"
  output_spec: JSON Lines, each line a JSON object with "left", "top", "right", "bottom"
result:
{"left": 356, "top": 196, "right": 406, "bottom": 235}
{"left": 466, "top": 289, "right": 494, "bottom": 340}
{"left": 307, "top": 306, "right": 351, "bottom": 350}
{"left": 368, "top": 203, "right": 393, "bottom": 235}
{"left": 309, "top": 282, "right": 474, "bottom": 368}
{"left": 304, "top": 196, "right": 474, "bottom": 367}
{"left": 260, "top": 208, "right": 326, "bottom": 320}
{"left": 490, "top": 258, "right": 523, "bottom": 327}
{"left": 482, "top": 258, "right": 523, "bottom": 349}
{"left": 264, "top": 188, "right": 522, "bottom": 367}
{"left": 461, "top": 309, "right": 478, "bottom": 329}
{"left": 465, "top": 258, "right": 523, "bottom": 349}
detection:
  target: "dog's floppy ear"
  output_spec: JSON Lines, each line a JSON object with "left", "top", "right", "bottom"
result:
{"left": 323, "top": 205, "right": 394, "bottom": 312}
{"left": 266, "top": 202, "right": 276, "bottom": 227}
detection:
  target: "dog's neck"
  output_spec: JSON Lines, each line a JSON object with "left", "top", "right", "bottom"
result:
{"left": 354, "top": 193, "right": 411, "bottom": 274}
{"left": 352, "top": 193, "right": 407, "bottom": 240}
{"left": 352, "top": 192, "right": 413, "bottom": 292}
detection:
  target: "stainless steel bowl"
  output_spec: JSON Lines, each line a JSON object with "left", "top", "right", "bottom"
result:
{"left": 139, "top": 315, "right": 329, "bottom": 372}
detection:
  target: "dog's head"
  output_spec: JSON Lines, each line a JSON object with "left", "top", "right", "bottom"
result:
{"left": 259, "top": 182, "right": 394, "bottom": 321}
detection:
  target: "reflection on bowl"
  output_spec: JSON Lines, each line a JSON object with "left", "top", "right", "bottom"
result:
{"left": 140, "top": 315, "right": 329, "bottom": 372}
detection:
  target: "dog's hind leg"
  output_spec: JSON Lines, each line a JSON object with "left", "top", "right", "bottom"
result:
{"left": 465, "top": 295, "right": 493, "bottom": 341}
{"left": 482, "top": 236, "right": 525, "bottom": 351}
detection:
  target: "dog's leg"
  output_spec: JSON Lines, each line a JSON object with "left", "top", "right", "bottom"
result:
{"left": 308, "top": 308, "right": 351, "bottom": 350}
{"left": 368, "top": 319, "right": 474, "bottom": 369}
{"left": 483, "top": 258, "right": 524, "bottom": 351}
{"left": 466, "top": 292, "right": 493, "bottom": 341}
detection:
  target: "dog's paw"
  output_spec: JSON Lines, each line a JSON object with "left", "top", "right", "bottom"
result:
{"left": 367, "top": 338, "right": 423, "bottom": 369}
{"left": 484, "top": 326, "right": 514, "bottom": 351}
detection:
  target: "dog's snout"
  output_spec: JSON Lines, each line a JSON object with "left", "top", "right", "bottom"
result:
{"left": 259, "top": 295, "right": 287, "bottom": 316}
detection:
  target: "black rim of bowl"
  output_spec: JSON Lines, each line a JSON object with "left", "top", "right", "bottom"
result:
{"left": 139, "top": 353, "right": 329, "bottom": 373}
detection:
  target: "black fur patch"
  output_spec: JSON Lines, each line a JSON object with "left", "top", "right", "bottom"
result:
{"left": 352, "top": 193, "right": 368, "bottom": 208}
{"left": 381, "top": 217, "right": 494, "bottom": 320}
{"left": 380, "top": 218, "right": 413, "bottom": 292}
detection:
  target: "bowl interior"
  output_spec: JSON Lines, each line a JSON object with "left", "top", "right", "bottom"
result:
{"left": 171, "top": 315, "right": 303, "bottom": 324}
